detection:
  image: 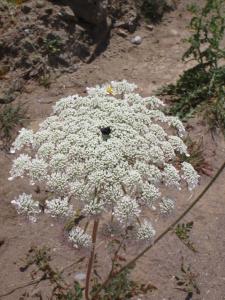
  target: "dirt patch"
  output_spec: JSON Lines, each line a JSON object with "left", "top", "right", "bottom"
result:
{"left": 0, "top": 0, "right": 177, "bottom": 104}
{"left": 0, "top": 0, "right": 95, "bottom": 103}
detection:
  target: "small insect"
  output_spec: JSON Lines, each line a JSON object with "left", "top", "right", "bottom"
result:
{"left": 106, "top": 86, "right": 114, "bottom": 95}
{"left": 100, "top": 127, "right": 111, "bottom": 135}
{"left": 100, "top": 127, "right": 111, "bottom": 141}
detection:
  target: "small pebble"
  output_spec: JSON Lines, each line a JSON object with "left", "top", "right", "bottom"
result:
{"left": 170, "top": 29, "right": 179, "bottom": 36}
{"left": 131, "top": 35, "right": 142, "bottom": 45}
{"left": 36, "top": 0, "right": 45, "bottom": 8}
{"left": 146, "top": 24, "right": 154, "bottom": 31}
{"left": 21, "top": 5, "right": 32, "bottom": 14}
{"left": 74, "top": 272, "right": 86, "bottom": 281}
{"left": 117, "top": 29, "right": 128, "bottom": 38}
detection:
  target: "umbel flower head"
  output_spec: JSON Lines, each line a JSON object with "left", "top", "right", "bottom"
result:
{"left": 9, "top": 80, "right": 199, "bottom": 248}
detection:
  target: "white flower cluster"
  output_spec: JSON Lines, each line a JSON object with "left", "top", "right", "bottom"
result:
{"left": 10, "top": 128, "right": 33, "bottom": 153}
{"left": 136, "top": 220, "right": 156, "bottom": 241}
{"left": 141, "top": 183, "right": 161, "bottom": 207}
{"left": 181, "top": 162, "right": 200, "bottom": 191}
{"left": 11, "top": 193, "right": 41, "bottom": 222}
{"left": 113, "top": 196, "right": 141, "bottom": 225}
{"left": 68, "top": 227, "right": 91, "bottom": 249}
{"left": 159, "top": 197, "right": 175, "bottom": 215}
{"left": 163, "top": 164, "right": 181, "bottom": 189}
{"left": 8, "top": 154, "right": 31, "bottom": 180}
{"left": 45, "top": 197, "right": 73, "bottom": 218}
{"left": 82, "top": 198, "right": 105, "bottom": 217}
{"left": 9, "top": 80, "right": 199, "bottom": 246}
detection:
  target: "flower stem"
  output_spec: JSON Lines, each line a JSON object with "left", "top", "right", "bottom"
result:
{"left": 85, "top": 219, "right": 99, "bottom": 300}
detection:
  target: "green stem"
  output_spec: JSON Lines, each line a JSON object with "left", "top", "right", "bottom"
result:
{"left": 84, "top": 221, "right": 90, "bottom": 233}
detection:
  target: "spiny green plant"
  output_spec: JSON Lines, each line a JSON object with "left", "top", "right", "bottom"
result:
{"left": 159, "top": 0, "right": 225, "bottom": 131}
{"left": 44, "top": 36, "right": 62, "bottom": 55}
{"left": 20, "top": 246, "right": 84, "bottom": 300}
{"left": 0, "top": 103, "right": 26, "bottom": 150}
{"left": 92, "top": 265, "right": 157, "bottom": 300}
{"left": 19, "top": 246, "right": 156, "bottom": 300}
{"left": 174, "top": 257, "right": 200, "bottom": 300}
{"left": 174, "top": 221, "right": 197, "bottom": 253}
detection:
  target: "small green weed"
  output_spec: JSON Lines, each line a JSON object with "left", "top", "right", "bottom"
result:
{"left": 19, "top": 246, "right": 156, "bottom": 300}
{"left": 39, "top": 72, "right": 52, "bottom": 88}
{"left": 44, "top": 36, "right": 62, "bottom": 55}
{"left": 20, "top": 246, "right": 84, "bottom": 300}
{"left": 174, "top": 257, "right": 200, "bottom": 300}
{"left": 175, "top": 222, "right": 197, "bottom": 253}
{"left": 159, "top": 0, "right": 225, "bottom": 131}
{"left": 92, "top": 265, "right": 157, "bottom": 300}
{"left": 0, "top": 103, "right": 26, "bottom": 150}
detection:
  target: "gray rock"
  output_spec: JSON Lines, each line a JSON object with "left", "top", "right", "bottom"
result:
{"left": 72, "top": 41, "right": 90, "bottom": 59}
{"left": 24, "top": 28, "right": 30, "bottom": 34}
{"left": 21, "top": 5, "right": 32, "bottom": 14}
{"left": 63, "top": 0, "right": 108, "bottom": 25}
{"left": 126, "top": 18, "right": 138, "bottom": 33}
{"left": 142, "top": 0, "right": 176, "bottom": 22}
{"left": 117, "top": 29, "right": 128, "bottom": 38}
{"left": 36, "top": 0, "right": 45, "bottom": 9}
{"left": 23, "top": 39, "right": 34, "bottom": 53}
{"left": 45, "top": 8, "right": 53, "bottom": 15}
{"left": 170, "top": 28, "right": 179, "bottom": 36}
{"left": 131, "top": 35, "right": 142, "bottom": 45}
{"left": 114, "top": 21, "right": 126, "bottom": 28}
{"left": 76, "top": 24, "right": 86, "bottom": 33}
{"left": 60, "top": 6, "right": 76, "bottom": 22}
{"left": 166, "top": 0, "right": 177, "bottom": 10}
{"left": 146, "top": 24, "right": 154, "bottom": 31}
{"left": 114, "top": 17, "right": 138, "bottom": 33}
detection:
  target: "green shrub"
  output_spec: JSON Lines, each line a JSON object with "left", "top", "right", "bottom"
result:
{"left": 141, "top": 0, "right": 173, "bottom": 23}
{"left": 0, "top": 103, "right": 26, "bottom": 150}
{"left": 159, "top": 0, "right": 225, "bottom": 131}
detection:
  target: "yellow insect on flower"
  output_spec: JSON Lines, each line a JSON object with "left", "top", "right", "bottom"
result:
{"left": 106, "top": 85, "right": 114, "bottom": 95}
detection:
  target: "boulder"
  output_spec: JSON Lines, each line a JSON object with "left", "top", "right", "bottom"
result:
{"left": 63, "top": 0, "right": 108, "bottom": 25}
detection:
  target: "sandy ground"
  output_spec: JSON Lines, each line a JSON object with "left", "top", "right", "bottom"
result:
{"left": 0, "top": 1, "right": 225, "bottom": 299}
